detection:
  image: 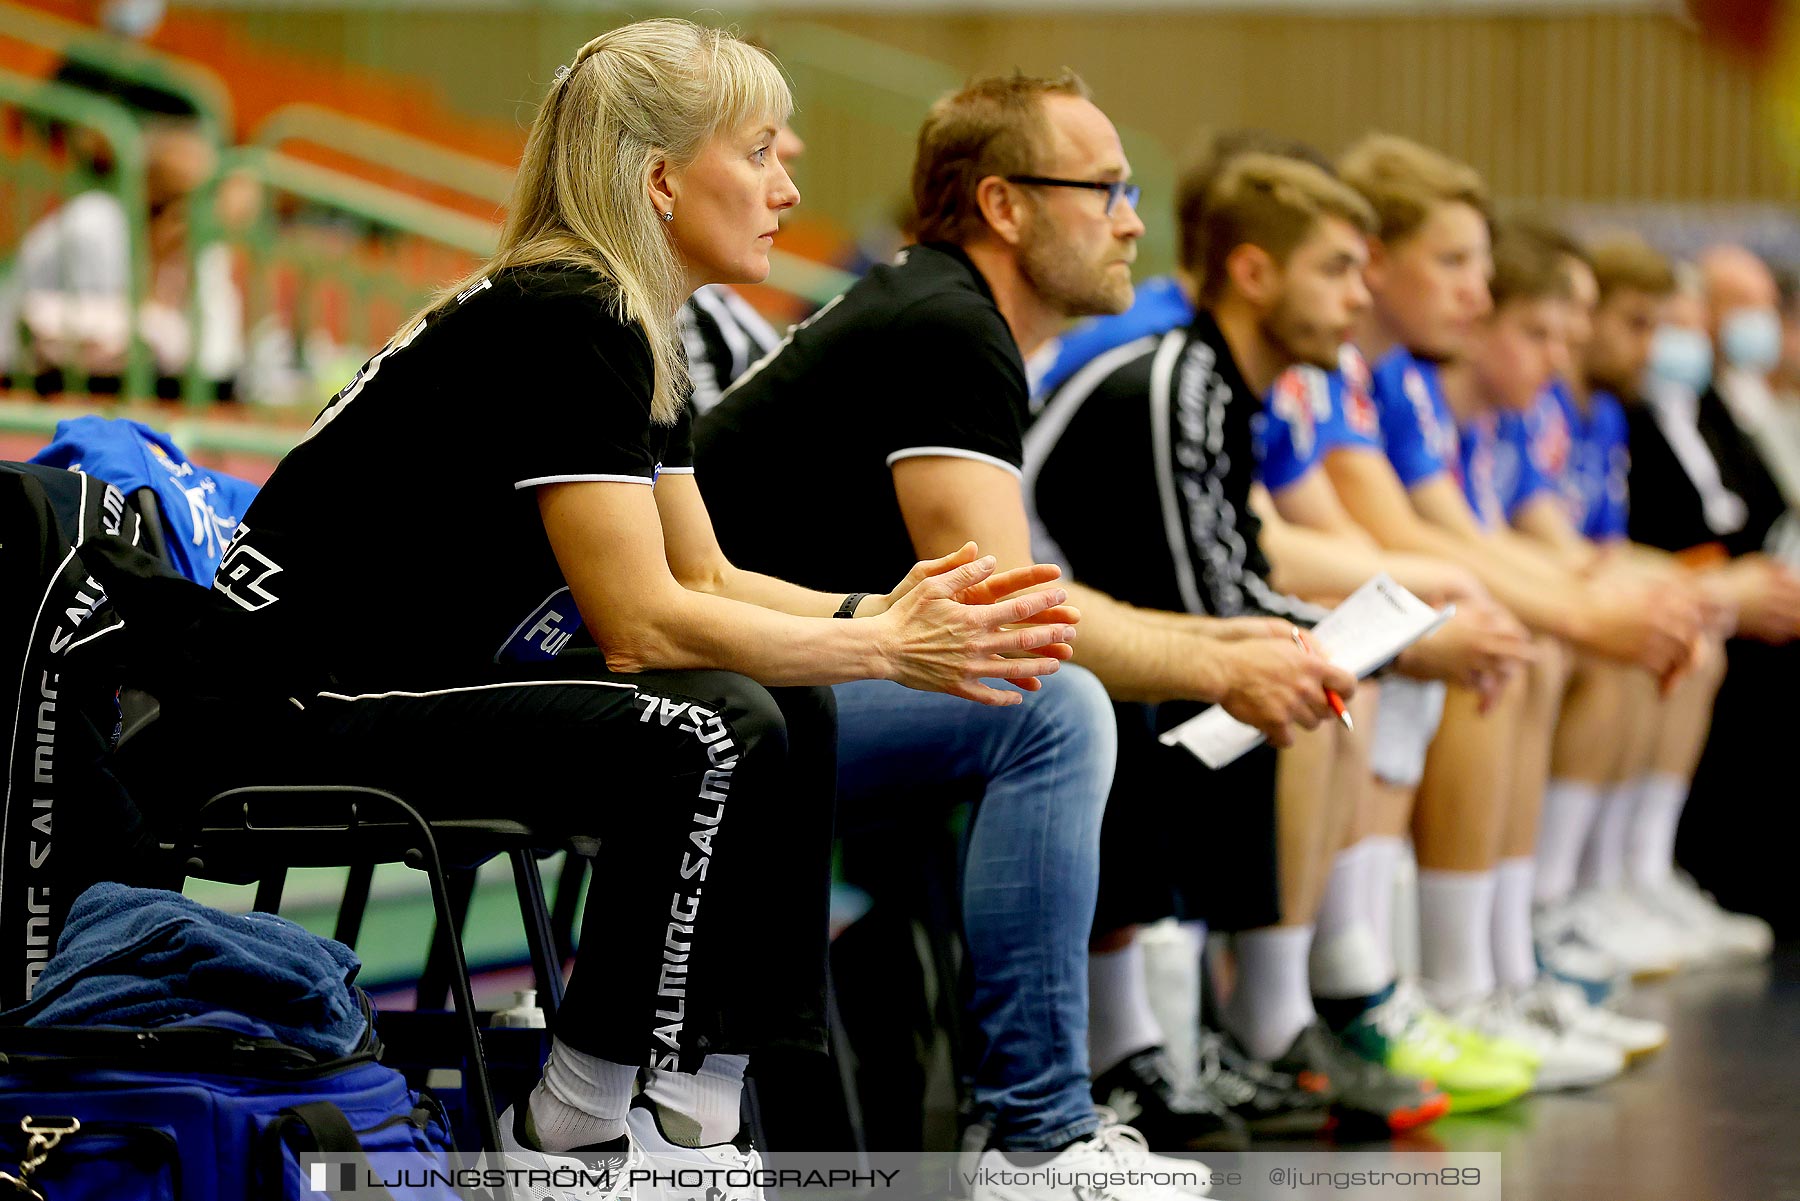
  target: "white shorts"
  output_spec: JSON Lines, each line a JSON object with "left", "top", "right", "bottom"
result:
{"left": 1369, "top": 677, "right": 1447, "bottom": 789}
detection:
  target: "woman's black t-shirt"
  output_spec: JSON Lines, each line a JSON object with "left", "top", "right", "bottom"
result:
{"left": 199, "top": 264, "right": 692, "bottom": 695}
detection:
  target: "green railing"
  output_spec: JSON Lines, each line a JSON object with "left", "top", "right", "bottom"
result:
{"left": 0, "top": 3, "right": 233, "bottom": 141}
{"left": 209, "top": 143, "right": 489, "bottom": 414}
{"left": 0, "top": 66, "right": 155, "bottom": 398}
{"left": 5, "top": 20, "right": 863, "bottom": 431}
{"left": 256, "top": 101, "right": 514, "bottom": 209}
{"left": 251, "top": 102, "right": 857, "bottom": 310}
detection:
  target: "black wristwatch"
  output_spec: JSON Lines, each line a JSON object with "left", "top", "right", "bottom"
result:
{"left": 834, "top": 592, "right": 869, "bottom": 619}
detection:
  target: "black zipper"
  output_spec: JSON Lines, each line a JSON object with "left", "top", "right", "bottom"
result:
{"left": 0, "top": 1028, "right": 378, "bottom": 1080}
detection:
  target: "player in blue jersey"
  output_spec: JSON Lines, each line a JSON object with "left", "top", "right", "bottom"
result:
{"left": 1032, "top": 151, "right": 1466, "bottom": 1138}
{"left": 1254, "top": 330, "right": 1548, "bottom": 1110}
{"left": 1440, "top": 224, "right": 1676, "bottom": 1064}
{"left": 1518, "top": 233, "right": 1778, "bottom": 975}
{"left": 1319, "top": 140, "right": 1710, "bottom": 1092}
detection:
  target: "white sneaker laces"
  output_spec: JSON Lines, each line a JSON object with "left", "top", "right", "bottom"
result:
{"left": 1193, "top": 1034, "right": 1258, "bottom": 1105}
{"left": 1367, "top": 985, "right": 1458, "bottom": 1058}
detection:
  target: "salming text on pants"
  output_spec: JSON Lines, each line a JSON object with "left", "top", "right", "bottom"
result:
{"left": 833, "top": 664, "right": 1116, "bottom": 1151}
{"left": 135, "top": 653, "right": 835, "bottom": 1073}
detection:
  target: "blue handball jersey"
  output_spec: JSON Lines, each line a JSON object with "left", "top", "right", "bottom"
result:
{"left": 1465, "top": 408, "right": 1554, "bottom": 528}
{"left": 1340, "top": 347, "right": 1461, "bottom": 491}
{"left": 30, "top": 415, "right": 260, "bottom": 586}
{"left": 1032, "top": 275, "right": 1194, "bottom": 402}
{"left": 1259, "top": 345, "right": 1381, "bottom": 492}
{"left": 1538, "top": 383, "right": 1631, "bottom": 541}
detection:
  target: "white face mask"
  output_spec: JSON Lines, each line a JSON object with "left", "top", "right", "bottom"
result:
{"left": 1721, "top": 306, "right": 1782, "bottom": 374}
{"left": 100, "top": 0, "right": 166, "bottom": 39}
{"left": 1648, "top": 325, "right": 1713, "bottom": 395}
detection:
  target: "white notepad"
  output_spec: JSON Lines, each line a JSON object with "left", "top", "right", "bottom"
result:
{"left": 1159, "top": 574, "right": 1454, "bottom": 769}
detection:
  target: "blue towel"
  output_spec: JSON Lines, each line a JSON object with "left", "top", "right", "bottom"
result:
{"left": 4, "top": 882, "right": 366, "bottom": 1058}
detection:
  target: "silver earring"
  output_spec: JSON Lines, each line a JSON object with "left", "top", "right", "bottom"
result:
{"left": 661, "top": 210, "right": 674, "bottom": 223}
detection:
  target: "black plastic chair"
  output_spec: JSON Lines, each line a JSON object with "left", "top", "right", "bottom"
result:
{"left": 116, "top": 692, "right": 588, "bottom": 1162}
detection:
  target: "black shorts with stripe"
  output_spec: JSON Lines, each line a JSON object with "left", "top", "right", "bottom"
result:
{"left": 1093, "top": 700, "right": 1280, "bottom": 936}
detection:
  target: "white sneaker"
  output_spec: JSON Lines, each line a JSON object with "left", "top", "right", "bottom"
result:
{"left": 498, "top": 1104, "right": 640, "bottom": 1201}
{"left": 1516, "top": 976, "right": 1668, "bottom": 1063}
{"left": 627, "top": 1102, "right": 766, "bottom": 1201}
{"left": 1091, "top": 1111, "right": 1211, "bottom": 1196}
{"left": 1450, "top": 991, "right": 1625, "bottom": 1092}
{"left": 1563, "top": 890, "right": 1688, "bottom": 978}
{"left": 969, "top": 1116, "right": 1212, "bottom": 1201}
{"left": 1640, "top": 874, "right": 1774, "bottom": 963}
{"left": 1533, "top": 902, "right": 1628, "bottom": 991}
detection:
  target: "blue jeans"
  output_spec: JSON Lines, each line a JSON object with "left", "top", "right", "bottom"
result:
{"left": 834, "top": 665, "right": 1116, "bottom": 1150}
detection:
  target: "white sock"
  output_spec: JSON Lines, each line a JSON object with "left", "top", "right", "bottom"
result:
{"left": 643, "top": 1053, "right": 748, "bottom": 1148}
{"left": 1314, "top": 842, "right": 1372, "bottom": 944}
{"left": 1579, "top": 778, "right": 1641, "bottom": 893}
{"left": 528, "top": 1038, "right": 638, "bottom": 1151}
{"left": 1533, "top": 780, "right": 1601, "bottom": 905}
{"left": 1417, "top": 870, "right": 1498, "bottom": 1009}
{"left": 1222, "top": 926, "right": 1316, "bottom": 1062}
{"left": 1626, "top": 772, "right": 1689, "bottom": 890}
{"left": 1140, "top": 921, "right": 1204, "bottom": 1087}
{"left": 1310, "top": 842, "right": 1390, "bottom": 999}
{"left": 1492, "top": 858, "right": 1539, "bottom": 993}
{"left": 1087, "top": 941, "right": 1165, "bottom": 1077}
{"left": 1361, "top": 835, "right": 1405, "bottom": 982}
{"left": 1181, "top": 920, "right": 1208, "bottom": 958}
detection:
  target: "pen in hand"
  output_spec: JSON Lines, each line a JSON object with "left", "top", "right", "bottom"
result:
{"left": 1292, "top": 626, "right": 1354, "bottom": 732}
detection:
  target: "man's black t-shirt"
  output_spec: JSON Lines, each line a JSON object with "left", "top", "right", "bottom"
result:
{"left": 197, "top": 264, "right": 693, "bottom": 694}
{"left": 693, "top": 243, "right": 1026, "bottom": 591}
{"left": 1026, "top": 310, "right": 1310, "bottom": 620}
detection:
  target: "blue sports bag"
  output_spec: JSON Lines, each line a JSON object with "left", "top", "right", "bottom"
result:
{"left": 0, "top": 1006, "right": 461, "bottom": 1201}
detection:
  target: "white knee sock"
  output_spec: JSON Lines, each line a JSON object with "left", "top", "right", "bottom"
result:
{"left": 643, "top": 1053, "right": 748, "bottom": 1148}
{"left": 1310, "top": 842, "right": 1391, "bottom": 999}
{"left": 528, "top": 1038, "right": 638, "bottom": 1151}
{"left": 1361, "top": 835, "right": 1405, "bottom": 982}
{"left": 1417, "top": 870, "right": 1497, "bottom": 1010}
{"left": 1491, "top": 857, "right": 1538, "bottom": 993}
{"left": 1222, "top": 926, "right": 1316, "bottom": 1062}
{"left": 1579, "top": 778, "right": 1641, "bottom": 893}
{"left": 1533, "top": 780, "right": 1600, "bottom": 905}
{"left": 1087, "top": 941, "right": 1165, "bottom": 1077}
{"left": 1314, "top": 842, "right": 1371, "bottom": 944}
{"left": 1626, "top": 772, "right": 1689, "bottom": 890}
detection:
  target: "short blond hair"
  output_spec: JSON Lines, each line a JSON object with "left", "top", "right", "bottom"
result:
{"left": 1587, "top": 232, "right": 1676, "bottom": 304}
{"left": 1195, "top": 153, "right": 1376, "bottom": 304}
{"left": 1488, "top": 221, "right": 1573, "bottom": 310}
{"left": 1174, "top": 130, "right": 1333, "bottom": 274}
{"left": 1337, "top": 133, "right": 1488, "bottom": 246}
{"left": 910, "top": 70, "right": 1091, "bottom": 246}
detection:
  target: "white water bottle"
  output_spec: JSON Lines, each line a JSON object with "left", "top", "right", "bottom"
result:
{"left": 490, "top": 988, "right": 547, "bottom": 1029}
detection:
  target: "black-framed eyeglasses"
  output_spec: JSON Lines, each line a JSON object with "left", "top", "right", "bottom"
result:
{"left": 1005, "top": 175, "right": 1142, "bottom": 216}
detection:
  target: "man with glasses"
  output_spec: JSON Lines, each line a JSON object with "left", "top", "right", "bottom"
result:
{"left": 696, "top": 72, "right": 1347, "bottom": 1186}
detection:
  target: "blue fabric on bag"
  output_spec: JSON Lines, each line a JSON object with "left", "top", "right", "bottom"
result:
{"left": 0, "top": 1023, "right": 459, "bottom": 1201}
{"left": 7, "top": 882, "right": 364, "bottom": 1057}
{"left": 30, "top": 416, "right": 260, "bottom": 585}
